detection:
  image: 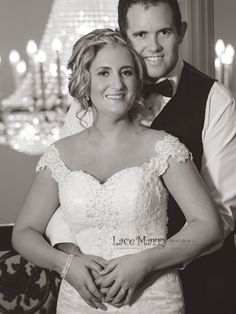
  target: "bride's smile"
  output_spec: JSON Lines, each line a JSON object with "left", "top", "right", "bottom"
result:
{"left": 89, "top": 45, "right": 138, "bottom": 118}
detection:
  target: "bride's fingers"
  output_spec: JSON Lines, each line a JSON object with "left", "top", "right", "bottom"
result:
{"left": 95, "top": 276, "right": 103, "bottom": 286}
{"left": 123, "top": 288, "right": 134, "bottom": 305}
{"left": 88, "top": 261, "right": 104, "bottom": 274}
{"left": 93, "top": 301, "right": 108, "bottom": 312}
{"left": 79, "top": 292, "right": 97, "bottom": 309}
{"left": 110, "top": 300, "right": 124, "bottom": 308}
{"left": 84, "top": 289, "right": 107, "bottom": 312}
{"left": 82, "top": 286, "right": 107, "bottom": 311}
{"left": 110, "top": 289, "right": 133, "bottom": 309}
{"left": 90, "top": 269, "right": 102, "bottom": 281}
{"left": 98, "top": 273, "right": 116, "bottom": 288}
{"left": 110, "top": 286, "right": 129, "bottom": 304}
{"left": 79, "top": 288, "right": 100, "bottom": 310}
{"left": 89, "top": 255, "right": 108, "bottom": 268}
{"left": 105, "top": 282, "right": 122, "bottom": 302}
{"left": 95, "top": 273, "right": 112, "bottom": 287}
{"left": 86, "top": 275, "right": 104, "bottom": 299}
{"left": 100, "top": 287, "right": 109, "bottom": 294}
{"left": 99, "top": 261, "right": 117, "bottom": 275}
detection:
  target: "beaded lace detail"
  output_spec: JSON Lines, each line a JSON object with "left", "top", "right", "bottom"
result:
{"left": 36, "top": 144, "right": 70, "bottom": 183}
{"left": 36, "top": 134, "right": 189, "bottom": 313}
{"left": 152, "top": 134, "right": 192, "bottom": 176}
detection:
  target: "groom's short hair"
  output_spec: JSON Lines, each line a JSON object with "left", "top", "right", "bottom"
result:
{"left": 118, "top": 0, "right": 182, "bottom": 39}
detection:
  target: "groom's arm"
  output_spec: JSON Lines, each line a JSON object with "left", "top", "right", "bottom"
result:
{"left": 46, "top": 209, "right": 106, "bottom": 284}
{"left": 201, "top": 82, "right": 236, "bottom": 238}
{"left": 46, "top": 208, "right": 78, "bottom": 250}
{"left": 46, "top": 210, "right": 103, "bottom": 280}
{"left": 55, "top": 242, "right": 82, "bottom": 255}
{"left": 179, "top": 83, "right": 236, "bottom": 269}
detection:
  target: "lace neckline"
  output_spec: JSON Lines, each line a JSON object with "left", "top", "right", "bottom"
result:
{"left": 52, "top": 134, "right": 170, "bottom": 185}
{"left": 77, "top": 166, "right": 142, "bottom": 186}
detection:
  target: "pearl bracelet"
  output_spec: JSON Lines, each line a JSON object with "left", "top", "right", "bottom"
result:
{"left": 61, "top": 253, "right": 75, "bottom": 279}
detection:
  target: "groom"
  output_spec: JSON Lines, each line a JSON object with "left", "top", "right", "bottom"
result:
{"left": 47, "top": 0, "right": 236, "bottom": 313}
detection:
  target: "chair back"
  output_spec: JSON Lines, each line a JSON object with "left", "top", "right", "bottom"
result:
{"left": 0, "top": 224, "right": 60, "bottom": 314}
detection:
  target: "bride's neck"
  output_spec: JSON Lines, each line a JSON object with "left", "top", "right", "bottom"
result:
{"left": 89, "top": 115, "right": 135, "bottom": 142}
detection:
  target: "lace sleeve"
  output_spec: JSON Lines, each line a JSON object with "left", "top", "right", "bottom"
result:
{"left": 154, "top": 134, "right": 192, "bottom": 176}
{"left": 36, "top": 144, "right": 70, "bottom": 183}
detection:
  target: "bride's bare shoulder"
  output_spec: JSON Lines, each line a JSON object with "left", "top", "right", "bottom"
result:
{"left": 142, "top": 128, "right": 168, "bottom": 143}
{"left": 52, "top": 129, "right": 91, "bottom": 161}
{"left": 140, "top": 128, "right": 171, "bottom": 158}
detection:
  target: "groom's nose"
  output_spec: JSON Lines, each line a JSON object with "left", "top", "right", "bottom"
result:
{"left": 148, "top": 34, "right": 163, "bottom": 52}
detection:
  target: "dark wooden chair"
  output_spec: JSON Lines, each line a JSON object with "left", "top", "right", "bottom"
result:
{"left": 0, "top": 224, "right": 60, "bottom": 314}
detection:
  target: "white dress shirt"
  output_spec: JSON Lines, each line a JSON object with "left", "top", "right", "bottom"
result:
{"left": 46, "top": 59, "right": 236, "bottom": 246}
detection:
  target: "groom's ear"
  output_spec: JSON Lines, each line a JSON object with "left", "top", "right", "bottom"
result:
{"left": 178, "top": 21, "right": 188, "bottom": 43}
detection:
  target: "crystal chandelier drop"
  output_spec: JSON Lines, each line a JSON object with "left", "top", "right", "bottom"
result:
{"left": 0, "top": 0, "right": 118, "bottom": 155}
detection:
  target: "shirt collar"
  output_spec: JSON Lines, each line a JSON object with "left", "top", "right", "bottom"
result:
{"left": 156, "top": 58, "right": 184, "bottom": 96}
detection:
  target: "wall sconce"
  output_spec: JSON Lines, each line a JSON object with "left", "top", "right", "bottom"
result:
{"left": 215, "top": 39, "right": 235, "bottom": 89}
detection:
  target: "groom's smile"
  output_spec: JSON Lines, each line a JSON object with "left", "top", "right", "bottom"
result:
{"left": 126, "top": 2, "right": 186, "bottom": 81}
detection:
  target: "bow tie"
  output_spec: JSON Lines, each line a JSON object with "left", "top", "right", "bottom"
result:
{"left": 143, "top": 79, "right": 173, "bottom": 98}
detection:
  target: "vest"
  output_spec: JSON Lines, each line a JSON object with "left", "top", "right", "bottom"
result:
{"left": 151, "top": 61, "right": 216, "bottom": 236}
{"left": 151, "top": 62, "right": 235, "bottom": 313}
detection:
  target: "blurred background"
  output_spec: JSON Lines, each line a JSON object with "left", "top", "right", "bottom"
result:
{"left": 0, "top": 0, "right": 235, "bottom": 223}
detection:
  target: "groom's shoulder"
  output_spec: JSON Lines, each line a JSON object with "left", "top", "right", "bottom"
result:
{"left": 182, "top": 61, "right": 215, "bottom": 82}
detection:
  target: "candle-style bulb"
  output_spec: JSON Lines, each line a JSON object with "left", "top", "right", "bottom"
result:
{"left": 215, "top": 39, "right": 225, "bottom": 58}
{"left": 36, "top": 50, "right": 47, "bottom": 63}
{"left": 52, "top": 38, "right": 62, "bottom": 52}
{"left": 225, "top": 44, "right": 235, "bottom": 60}
{"left": 16, "top": 60, "right": 27, "bottom": 74}
{"left": 49, "top": 63, "right": 57, "bottom": 77}
{"left": 221, "top": 46, "right": 235, "bottom": 65}
{"left": 26, "top": 40, "right": 38, "bottom": 56}
{"left": 9, "top": 50, "right": 20, "bottom": 63}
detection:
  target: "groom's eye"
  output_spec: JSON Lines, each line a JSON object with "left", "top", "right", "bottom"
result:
{"left": 158, "top": 29, "right": 172, "bottom": 39}
{"left": 134, "top": 31, "right": 147, "bottom": 38}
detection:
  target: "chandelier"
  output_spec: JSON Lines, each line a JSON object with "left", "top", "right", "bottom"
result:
{"left": 0, "top": 0, "right": 118, "bottom": 155}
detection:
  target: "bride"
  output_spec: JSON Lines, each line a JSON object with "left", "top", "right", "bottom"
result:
{"left": 12, "top": 29, "right": 223, "bottom": 313}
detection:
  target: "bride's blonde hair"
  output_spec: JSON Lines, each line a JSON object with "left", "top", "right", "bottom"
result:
{"left": 67, "top": 28, "right": 146, "bottom": 125}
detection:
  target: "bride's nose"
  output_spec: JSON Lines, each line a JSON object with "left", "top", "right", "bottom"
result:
{"left": 110, "top": 73, "right": 125, "bottom": 90}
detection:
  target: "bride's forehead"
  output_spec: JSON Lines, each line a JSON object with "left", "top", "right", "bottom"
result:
{"left": 91, "top": 45, "right": 134, "bottom": 65}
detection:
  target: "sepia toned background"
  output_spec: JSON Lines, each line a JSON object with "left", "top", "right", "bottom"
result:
{"left": 0, "top": 0, "right": 235, "bottom": 223}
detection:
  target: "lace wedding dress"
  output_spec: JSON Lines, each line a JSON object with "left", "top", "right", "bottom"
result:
{"left": 36, "top": 134, "right": 190, "bottom": 313}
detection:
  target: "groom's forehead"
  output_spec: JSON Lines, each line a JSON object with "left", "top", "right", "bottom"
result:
{"left": 126, "top": 3, "right": 175, "bottom": 30}
{"left": 126, "top": 3, "right": 174, "bottom": 20}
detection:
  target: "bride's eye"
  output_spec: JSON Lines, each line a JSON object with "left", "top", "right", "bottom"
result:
{"left": 121, "top": 69, "right": 134, "bottom": 77}
{"left": 98, "top": 71, "right": 109, "bottom": 77}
